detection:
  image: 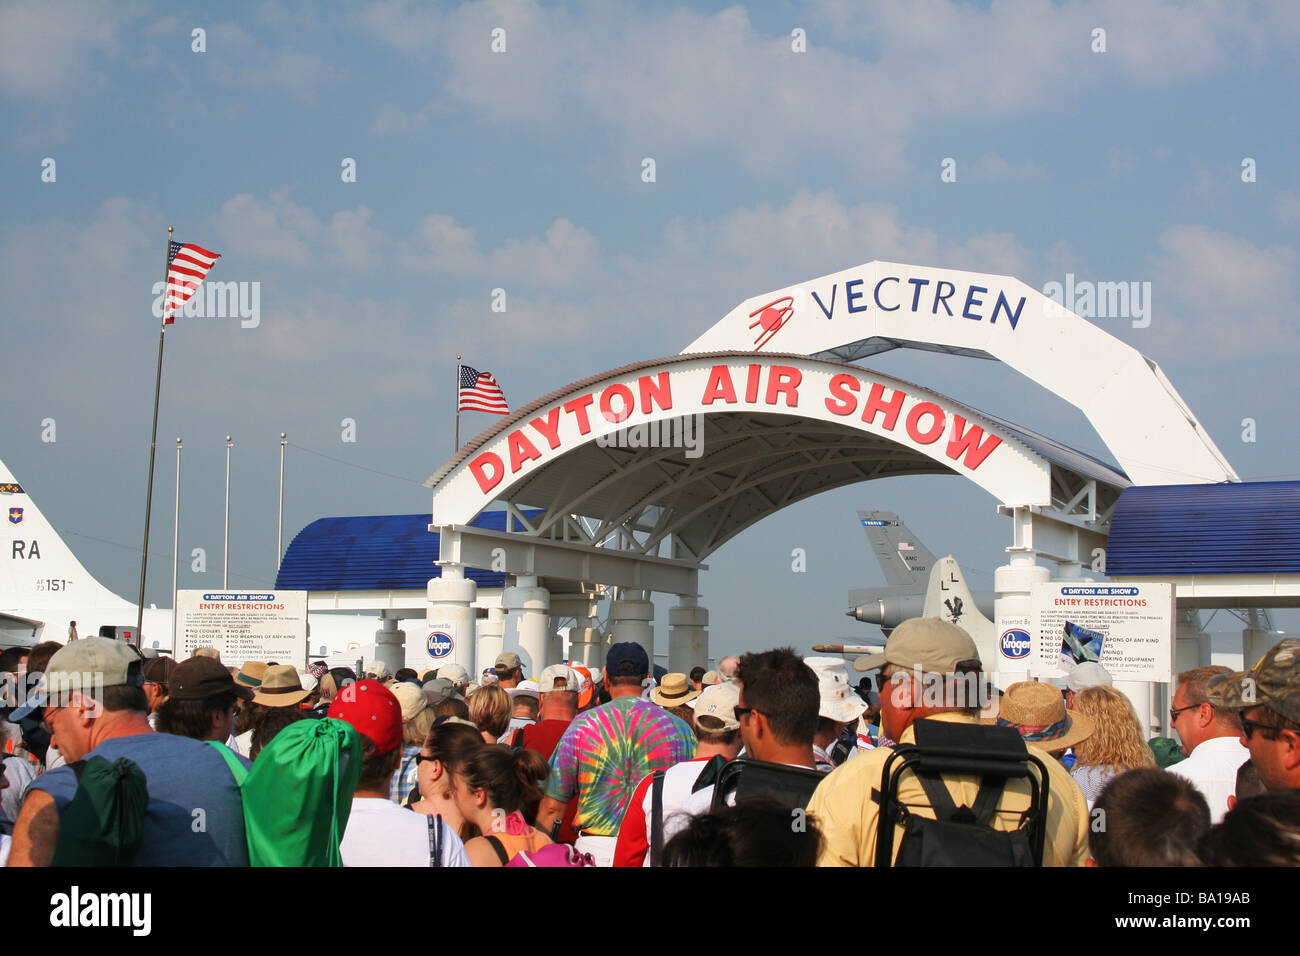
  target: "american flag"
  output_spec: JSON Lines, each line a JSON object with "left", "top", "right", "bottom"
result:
{"left": 163, "top": 241, "right": 221, "bottom": 325}
{"left": 458, "top": 365, "right": 510, "bottom": 414}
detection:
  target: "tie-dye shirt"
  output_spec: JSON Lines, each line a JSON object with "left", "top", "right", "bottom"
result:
{"left": 545, "top": 697, "right": 697, "bottom": 836}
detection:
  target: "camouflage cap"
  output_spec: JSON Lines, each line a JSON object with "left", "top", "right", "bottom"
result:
{"left": 1207, "top": 638, "right": 1300, "bottom": 723}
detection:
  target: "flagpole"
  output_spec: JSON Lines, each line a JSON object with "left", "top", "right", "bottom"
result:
{"left": 277, "top": 432, "right": 287, "bottom": 570}
{"left": 171, "top": 437, "right": 181, "bottom": 651}
{"left": 455, "top": 354, "right": 462, "bottom": 453}
{"left": 223, "top": 435, "right": 232, "bottom": 590}
{"left": 136, "top": 225, "right": 173, "bottom": 646}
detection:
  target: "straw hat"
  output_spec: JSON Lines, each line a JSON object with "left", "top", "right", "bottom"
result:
{"left": 235, "top": 660, "right": 268, "bottom": 689}
{"left": 995, "top": 681, "right": 1094, "bottom": 753}
{"left": 250, "top": 664, "right": 312, "bottom": 708}
{"left": 650, "top": 672, "right": 700, "bottom": 708}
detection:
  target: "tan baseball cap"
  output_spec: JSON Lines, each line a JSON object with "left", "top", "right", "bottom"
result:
{"left": 690, "top": 681, "right": 741, "bottom": 732}
{"left": 853, "top": 617, "right": 981, "bottom": 675}
{"left": 539, "top": 663, "right": 579, "bottom": 693}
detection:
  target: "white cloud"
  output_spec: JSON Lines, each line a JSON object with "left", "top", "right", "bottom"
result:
{"left": 1151, "top": 224, "right": 1297, "bottom": 358}
{"left": 355, "top": 0, "right": 1300, "bottom": 180}
{"left": 0, "top": 0, "right": 116, "bottom": 99}
{"left": 400, "top": 214, "right": 600, "bottom": 287}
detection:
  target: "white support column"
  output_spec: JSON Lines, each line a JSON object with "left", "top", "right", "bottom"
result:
{"left": 569, "top": 626, "right": 606, "bottom": 668}
{"left": 610, "top": 589, "right": 655, "bottom": 663}
{"left": 503, "top": 574, "right": 551, "bottom": 674}
{"left": 668, "top": 595, "right": 708, "bottom": 674}
{"left": 375, "top": 618, "right": 407, "bottom": 678}
{"left": 993, "top": 512, "right": 1050, "bottom": 690}
{"left": 1175, "top": 613, "right": 1210, "bottom": 673}
{"left": 478, "top": 606, "right": 504, "bottom": 678}
{"left": 425, "top": 566, "right": 477, "bottom": 675}
{"left": 1243, "top": 627, "right": 1274, "bottom": 670}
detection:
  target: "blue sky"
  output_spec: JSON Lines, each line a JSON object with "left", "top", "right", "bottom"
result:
{"left": 2, "top": 0, "right": 1297, "bottom": 657}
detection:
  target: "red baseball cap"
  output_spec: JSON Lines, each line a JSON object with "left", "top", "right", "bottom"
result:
{"left": 327, "top": 679, "right": 402, "bottom": 755}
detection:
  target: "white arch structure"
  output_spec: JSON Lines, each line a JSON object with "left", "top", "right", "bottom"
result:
{"left": 684, "top": 260, "right": 1237, "bottom": 487}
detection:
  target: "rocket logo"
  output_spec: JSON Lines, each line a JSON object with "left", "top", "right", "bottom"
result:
{"left": 8, "top": 508, "right": 21, "bottom": 524}
{"left": 748, "top": 296, "right": 795, "bottom": 351}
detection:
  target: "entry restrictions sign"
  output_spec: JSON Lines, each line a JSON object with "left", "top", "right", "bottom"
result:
{"left": 176, "top": 590, "right": 308, "bottom": 670}
{"left": 1028, "top": 582, "right": 1174, "bottom": 683}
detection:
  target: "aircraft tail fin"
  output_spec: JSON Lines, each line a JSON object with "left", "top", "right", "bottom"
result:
{"left": 0, "top": 458, "right": 132, "bottom": 613}
{"left": 922, "top": 555, "right": 997, "bottom": 667}
{"left": 857, "top": 510, "right": 936, "bottom": 588}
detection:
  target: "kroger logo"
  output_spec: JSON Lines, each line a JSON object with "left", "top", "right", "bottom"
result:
{"left": 1000, "top": 628, "right": 1032, "bottom": 660}
{"left": 426, "top": 631, "right": 454, "bottom": 659}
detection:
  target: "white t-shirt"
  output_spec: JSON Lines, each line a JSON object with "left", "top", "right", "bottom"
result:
{"left": 1168, "top": 735, "right": 1250, "bottom": 825}
{"left": 340, "top": 797, "right": 471, "bottom": 867}
{"left": 636, "top": 758, "right": 713, "bottom": 865}
{"left": 498, "top": 716, "right": 535, "bottom": 744}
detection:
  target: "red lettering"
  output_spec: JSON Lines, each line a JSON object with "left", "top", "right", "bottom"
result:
{"left": 600, "top": 383, "right": 635, "bottom": 423}
{"left": 744, "top": 364, "right": 761, "bottom": 403}
{"left": 765, "top": 366, "right": 801, "bottom": 406}
{"left": 825, "top": 373, "right": 859, "bottom": 416}
{"left": 861, "top": 382, "right": 905, "bottom": 430}
{"left": 701, "top": 365, "right": 738, "bottom": 405}
{"left": 470, "top": 451, "right": 505, "bottom": 493}
{"left": 946, "top": 415, "right": 1002, "bottom": 469}
{"left": 563, "top": 394, "right": 595, "bottom": 435}
{"left": 638, "top": 372, "right": 673, "bottom": 414}
{"left": 528, "top": 407, "right": 563, "bottom": 450}
{"left": 508, "top": 430, "right": 543, "bottom": 473}
{"left": 905, "top": 402, "right": 945, "bottom": 444}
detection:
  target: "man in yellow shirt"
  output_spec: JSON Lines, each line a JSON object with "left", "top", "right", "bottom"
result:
{"left": 806, "top": 618, "right": 1090, "bottom": 867}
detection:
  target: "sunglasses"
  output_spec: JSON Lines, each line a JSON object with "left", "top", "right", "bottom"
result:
{"left": 1239, "top": 709, "right": 1288, "bottom": 740}
{"left": 415, "top": 753, "right": 439, "bottom": 765}
{"left": 1169, "top": 703, "right": 1201, "bottom": 722}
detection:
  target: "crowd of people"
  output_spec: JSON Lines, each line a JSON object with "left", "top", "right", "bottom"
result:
{"left": 1, "top": 618, "right": 1298, "bottom": 867}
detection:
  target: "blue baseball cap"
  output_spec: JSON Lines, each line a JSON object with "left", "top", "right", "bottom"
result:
{"left": 605, "top": 642, "right": 650, "bottom": 677}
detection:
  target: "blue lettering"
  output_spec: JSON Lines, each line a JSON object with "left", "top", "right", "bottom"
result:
{"left": 874, "top": 276, "right": 900, "bottom": 311}
{"left": 811, "top": 286, "right": 836, "bottom": 320}
{"left": 962, "top": 285, "right": 987, "bottom": 320}
{"left": 990, "top": 291, "right": 1026, "bottom": 330}
{"left": 932, "top": 281, "right": 956, "bottom": 316}
{"left": 845, "top": 279, "right": 867, "bottom": 313}
{"left": 907, "top": 278, "right": 929, "bottom": 311}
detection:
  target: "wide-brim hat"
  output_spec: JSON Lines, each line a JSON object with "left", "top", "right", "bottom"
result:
{"left": 251, "top": 664, "right": 312, "bottom": 708}
{"left": 994, "top": 681, "right": 1094, "bottom": 752}
{"left": 651, "top": 673, "right": 700, "bottom": 708}
{"left": 805, "top": 656, "right": 869, "bottom": 724}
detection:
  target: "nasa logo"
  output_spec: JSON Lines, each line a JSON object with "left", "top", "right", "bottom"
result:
{"left": 1000, "top": 628, "right": 1031, "bottom": 660}
{"left": 426, "top": 631, "right": 454, "bottom": 659}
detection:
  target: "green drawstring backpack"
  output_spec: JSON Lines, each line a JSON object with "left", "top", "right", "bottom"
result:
{"left": 208, "top": 718, "right": 363, "bottom": 866}
{"left": 50, "top": 756, "right": 149, "bottom": 867}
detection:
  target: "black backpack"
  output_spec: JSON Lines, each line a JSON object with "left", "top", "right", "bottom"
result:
{"left": 710, "top": 758, "right": 825, "bottom": 813}
{"left": 872, "top": 719, "right": 1049, "bottom": 867}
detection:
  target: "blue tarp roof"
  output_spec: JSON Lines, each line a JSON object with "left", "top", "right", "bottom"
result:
{"left": 275, "top": 509, "right": 542, "bottom": 592}
{"left": 1107, "top": 482, "right": 1300, "bottom": 576}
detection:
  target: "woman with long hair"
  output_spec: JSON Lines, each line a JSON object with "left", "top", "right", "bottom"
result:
{"left": 451, "top": 744, "right": 553, "bottom": 867}
{"left": 1069, "top": 685, "right": 1155, "bottom": 807}
{"left": 407, "top": 718, "right": 484, "bottom": 840}
{"left": 467, "top": 685, "right": 512, "bottom": 745}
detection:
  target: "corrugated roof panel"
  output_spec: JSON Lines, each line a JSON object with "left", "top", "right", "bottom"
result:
{"left": 1107, "top": 482, "right": 1300, "bottom": 575}
{"left": 275, "top": 509, "right": 541, "bottom": 591}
